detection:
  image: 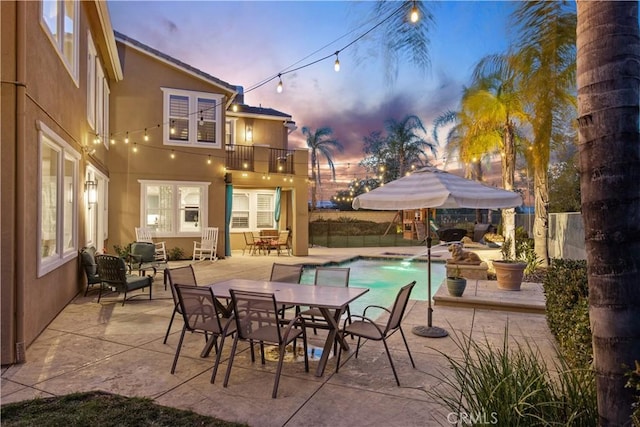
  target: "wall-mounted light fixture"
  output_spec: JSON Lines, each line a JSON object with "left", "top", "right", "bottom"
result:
{"left": 245, "top": 125, "right": 253, "bottom": 142}
{"left": 85, "top": 180, "right": 97, "bottom": 205}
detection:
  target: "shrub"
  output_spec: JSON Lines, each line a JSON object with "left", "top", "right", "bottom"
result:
{"left": 113, "top": 243, "right": 132, "bottom": 259}
{"left": 427, "top": 328, "right": 597, "bottom": 426}
{"left": 167, "top": 246, "right": 185, "bottom": 261}
{"left": 544, "top": 258, "right": 592, "bottom": 368}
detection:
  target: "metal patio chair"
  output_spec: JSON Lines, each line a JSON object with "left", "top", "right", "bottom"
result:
{"left": 164, "top": 265, "right": 198, "bottom": 344}
{"left": 335, "top": 281, "right": 417, "bottom": 386}
{"left": 135, "top": 227, "right": 167, "bottom": 262}
{"left": 299, "top": 267, "right": 352, "bottom": 337}
{"left": 95, "top": 254, "right": 153, "bottom": 306}
{"left": 223, "top": 289, "right": 308, "bottom": 398}
{"left": 171, "top": 284, "right": 236, "bottom": 384}
{"left": 270, "top": 263, "right": 303, "bottom": 319}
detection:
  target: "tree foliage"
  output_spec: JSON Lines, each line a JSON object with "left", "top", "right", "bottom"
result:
{"left": 302, "top": 126, "right": 342, "bottom": 211}
{"left": 360, "top": 115, "right": 436, "bottom": 182}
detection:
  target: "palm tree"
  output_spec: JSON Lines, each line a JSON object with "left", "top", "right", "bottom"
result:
{"left": 361, "top": 115, "right": 436, "bottom": 182}
{"left": 433, "top": 73, "right": 528, "bottom": 247}
{"left": 302, "top": 126, "right": 343, "bottom": 211}
{"left": 577, "top": 2, "right": 640, "bottom": 424}
{"left": 510, "top": 1, "right": 577, "bottom": 266}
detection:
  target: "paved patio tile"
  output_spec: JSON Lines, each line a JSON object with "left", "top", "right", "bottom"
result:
{"left": 1, "top": 246, "right": 557, "bottom": 427}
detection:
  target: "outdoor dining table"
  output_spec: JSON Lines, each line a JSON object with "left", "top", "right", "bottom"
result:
{"left": 206, "top": 278, "right": 369, "bottom": 377}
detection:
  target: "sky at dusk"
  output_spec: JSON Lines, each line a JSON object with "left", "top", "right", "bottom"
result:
{"left": 107, "top": 0, "right": 517, "bottom": 191}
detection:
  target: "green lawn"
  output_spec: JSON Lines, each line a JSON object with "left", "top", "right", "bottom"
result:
{"left": 0, "top": 391, "right": 247, "bottom": 427}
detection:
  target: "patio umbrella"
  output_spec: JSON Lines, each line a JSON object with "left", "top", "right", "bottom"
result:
{"left": 352, "top": 167, "right": 522, "bottom": 338}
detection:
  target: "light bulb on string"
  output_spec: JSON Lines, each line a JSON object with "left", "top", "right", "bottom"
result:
{"left": 334, "top": 51, "right": 340, "bottom": 72}
{"left": 132, "top": 142, "right": 138, "bottom": 153}
{"left": 144, "top": 128, "right": 149, "bottom": 141}
{"left": 124, "top": 132, "right": 129, "bottom": 144}
{"left": 199, "top": 111, "right": 204, "bottom": 126}
{"left": 276, "top": 74, "right": 283, "bottom": 93}
{"left": 170, "top": 150, "right": 176, "bottom": 159}
{"left": 410, "top": 1, "right": 419, "bottom": 23}
{"left": 170, "top": 120, "right": 175, "bottom": 135}
{"left": 207, "top": 155, "right": 212, "bottom": 165}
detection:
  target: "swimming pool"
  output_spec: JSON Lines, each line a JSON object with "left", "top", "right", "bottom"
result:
{"left": 301, "top": 258, "right": 446, "bottom": 316}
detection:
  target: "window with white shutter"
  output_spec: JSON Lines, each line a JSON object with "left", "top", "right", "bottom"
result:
{"left": 162, "top": 88, "right": 223, "bottom": 148}
{"left": 231, "top": 190, "right": 276, "bottom": 231}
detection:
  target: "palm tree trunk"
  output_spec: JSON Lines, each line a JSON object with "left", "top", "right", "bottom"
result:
{"left": 577, "top": 2, "right": 640, "bottom": 424}
{"left": 532, "top": 164, "right": 549, "bottom": 267}
{"left": 501, "top": 123, "right": 516, "bottom": 258}
{"left": 310, "top": 153, "right": 318, "bottom": 211}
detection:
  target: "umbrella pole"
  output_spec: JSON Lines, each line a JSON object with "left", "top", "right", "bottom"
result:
{"left": 412, "top": 209, "right": 448, "bottom": 338}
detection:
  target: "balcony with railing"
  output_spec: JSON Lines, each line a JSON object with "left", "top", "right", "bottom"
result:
{"left": 225, "top": 144, "right": 296, "bottom": 175}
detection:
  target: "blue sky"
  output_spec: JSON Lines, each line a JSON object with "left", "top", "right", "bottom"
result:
{"left": 108, "top": 1, "right": 516, "bottom": 180}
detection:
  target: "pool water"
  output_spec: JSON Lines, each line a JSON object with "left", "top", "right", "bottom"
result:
{"left": 301, "top": 258, "right": 446, "bottom": 316}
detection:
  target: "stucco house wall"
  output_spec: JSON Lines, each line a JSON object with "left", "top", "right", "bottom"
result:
{"left": 1, "top": 0, "right": 122, "bottom": 364}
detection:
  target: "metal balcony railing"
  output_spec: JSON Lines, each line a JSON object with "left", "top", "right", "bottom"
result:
{"left": 225, "top": 144, "right": 254, "bottom": 171}
{"left": 225, "top": 145, "right": 296, "bottom": 175}
{"left": 269, "top": 148, "right": 295, "bottom": 174}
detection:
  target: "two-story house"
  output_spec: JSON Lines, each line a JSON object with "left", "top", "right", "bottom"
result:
{"left": 109, "top": 32, "right": 309, "bottom": 259}
{"left": 1, "top": 1, "right": 308, "bottom": 366}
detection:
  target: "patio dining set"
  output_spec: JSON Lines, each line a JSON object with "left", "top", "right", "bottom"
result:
{"left": 242, "top": 229, "right": 292, "bottom": 256}
{"left": 165, "top": 262, "right": 417, "bottom": 398}
{"left": 78, "top": 227, "right": 416, "bottom": 398}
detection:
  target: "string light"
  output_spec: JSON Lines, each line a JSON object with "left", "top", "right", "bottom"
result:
{"left": 144, "top": 128, "right": 149, "bottom": 141}
{"left": 410, "top": 1, "right": 419, "bottom": 23}
{"left": 93, "top": 133, "right": 100, "bottom": 144}
{"left": 132, "top": 142, "right": 138, "bottom": 153}
{"left": 207, "top": 155, "right": 212, "bottom": 165}
{"left": 170, "top": 150, "right": 176, "bottom": 159}
{"left": 107, "top": 2, "right": 410, "bottom": 144}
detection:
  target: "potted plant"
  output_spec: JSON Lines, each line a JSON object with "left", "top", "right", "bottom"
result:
{"left": 446, "top": 265, "right": 467, "bottom": 297}
{"left": 493, "top": 237, "right": 527, "bottom": 291}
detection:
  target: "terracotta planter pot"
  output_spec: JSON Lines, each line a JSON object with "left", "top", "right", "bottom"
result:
{"left": 493, "top": 260, "right": 526, "bottom": 291}
{"left": 446, "top": 277, "right": 467, "bottom": 297}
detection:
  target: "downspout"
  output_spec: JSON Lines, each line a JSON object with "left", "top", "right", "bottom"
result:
{"left": 14, "top": 0, "right": 27, "bottom": 363}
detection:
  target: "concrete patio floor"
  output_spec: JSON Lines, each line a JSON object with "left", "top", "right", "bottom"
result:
{"left": 1, "top": 246, "right": 557, "bottom": 426}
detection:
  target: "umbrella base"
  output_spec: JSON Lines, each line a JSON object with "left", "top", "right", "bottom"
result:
{"left": 412, "top": 325, "right": 449, "bottom": 338}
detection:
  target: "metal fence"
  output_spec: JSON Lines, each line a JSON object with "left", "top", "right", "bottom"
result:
{"left": 308, "top": 213, "right": 535, "bottom": 248}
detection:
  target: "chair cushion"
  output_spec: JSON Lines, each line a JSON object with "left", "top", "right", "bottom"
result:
{"left": 131, "top": 242, "right": 156, "bottom": 263}
{"left": 125, "top": 274, "right": 152, "bottom": 292}
{"left": 80, "top": 247, "right": 97, "bottom": 272}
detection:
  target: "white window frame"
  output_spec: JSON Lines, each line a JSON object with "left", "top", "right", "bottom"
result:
{"left": 41, "top": 0, "right": 79, "bottom": 85}
{"left": 161, "top": 88, "right": 223, "bottom": 149}
{"left": 101, "top": 75, "right": 110, "bottom": 149}
{"left": 87, "top": 31, "right": 96, "bottom": 129}
{"left": 225, "top": 118, "right": 237, "bottom": 149}
{"left": 231, "top": 189, "right": 276, "bottom": 231}
{"left": 139, "top": 180, "right": 210, "bottom": 238}
{"left": 93, "top": 60, "right": 109, "bottom": 148}
{"left": 38, "top": 121, "right": 80, "bottom": 277}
